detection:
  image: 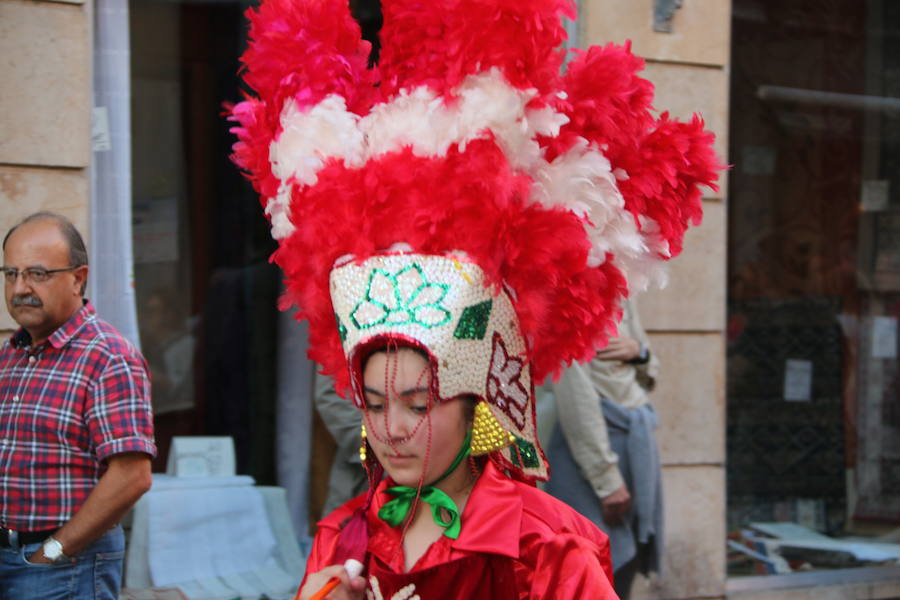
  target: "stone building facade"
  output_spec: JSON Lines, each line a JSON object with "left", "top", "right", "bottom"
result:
{"left": 6, "top": 0, "right": 900, "bottom": 599}
{"left": 582, "top": 3, "right": 730, "bottom": 598}
{"left": 0, "top": 2, "right": 726, "bottom": 599}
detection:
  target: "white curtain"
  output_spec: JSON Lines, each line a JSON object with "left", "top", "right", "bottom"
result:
{"left": 90, "top": 0, "right": 141, "bottom": 349}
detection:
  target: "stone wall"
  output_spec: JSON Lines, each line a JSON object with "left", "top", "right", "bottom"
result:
{"left": 0, "top": 0, "right": 92, "bottom": 334}
{"left": 581, "top": 1, "right": 731, "bottom": 599}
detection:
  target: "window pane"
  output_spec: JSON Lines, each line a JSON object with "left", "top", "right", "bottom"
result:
{"left": 728, "top": 0, "right": 900, "bottom": 574}
{"left": 130, "top": 0, "right": 280, "bottom": 482}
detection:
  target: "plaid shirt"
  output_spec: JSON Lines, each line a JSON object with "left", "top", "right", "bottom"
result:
{"left": 0, "top": 301, "right": 156, "bottom": 531}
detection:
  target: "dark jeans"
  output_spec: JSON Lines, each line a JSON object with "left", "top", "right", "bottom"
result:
{"left": 0, "top": 525, "right": 125, "bottom": 600}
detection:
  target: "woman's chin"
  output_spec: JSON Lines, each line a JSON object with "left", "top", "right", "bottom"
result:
{"left": 377, "top": 457, "right": 419, "bottom": 484}
{"left": 384, "top": 468, "right": 421, "bottom": 487}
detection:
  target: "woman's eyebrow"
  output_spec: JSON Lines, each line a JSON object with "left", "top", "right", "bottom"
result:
{"left": 396, "top": 386, "right": 430, "bottom": 397}
{"left": 363, "top": 385, "right": 430, "bottom": 397}
{"left": 363, "top": 386, "right": 385, "bottom": 398}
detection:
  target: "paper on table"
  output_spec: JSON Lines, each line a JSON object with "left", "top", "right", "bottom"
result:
{"left": 174, "top": 566, "right": 299, "bottom": 600}
{"left": 150, "top": 475, "right": 255, "bottom": 491}
{"left": 120, "top": 590, "right": 189, "bottom": 600}
{"left": 745, "top": 522, "right": 900, "bottom": 565}
{"left": 772, "top": 539, "right": 900, "bottom": 563}
{"left": 147, "top": 486, "right": 278, "bottom": 588}
{"left": 748, "top": 522, "right": 832, "bottom": 541}
{"left": 175, "top": 579, "right": 240, "bottom": 600}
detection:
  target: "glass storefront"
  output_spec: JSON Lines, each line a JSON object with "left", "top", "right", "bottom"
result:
{"left": 128, "top": 0, "right": 383, "bottom": 518}
{"left": 129, "top": 0, "right": 280, "bottom": 482}
{"left": 728, "top": 0, "right": 900, "bottom": 574}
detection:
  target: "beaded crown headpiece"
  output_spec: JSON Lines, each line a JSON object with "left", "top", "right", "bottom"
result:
{"left": 230, "top": 0, "right": 722, "bottom": 481}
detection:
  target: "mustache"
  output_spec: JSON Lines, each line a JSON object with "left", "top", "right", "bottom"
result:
{"left": 11, "top": 295, "right": 42, "bottom": 308}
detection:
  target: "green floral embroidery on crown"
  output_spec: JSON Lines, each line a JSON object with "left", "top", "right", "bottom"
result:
{"left": 350, "top": 263, "right": 452, "bottom": 330}
{"left": 335, "top": 313, "right": 348, "bottom": 343}
{"left": 453, "top": 300, "right": 492, "bottom": 340}
{"left": 509, "top": 436, "right": 540, "bottom": 469}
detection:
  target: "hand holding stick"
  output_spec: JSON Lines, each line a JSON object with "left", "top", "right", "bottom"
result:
{"left": 296, "top": 559, "right": 365, "bottom": 600}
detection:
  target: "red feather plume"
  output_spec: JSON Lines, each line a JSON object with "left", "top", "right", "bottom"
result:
{"left": 378, "top": 0, "right": 575, "bottom": 103}
{"left": 228, "top": 1, "right": 725, "bottom": 398}
{"left": 229, "top": 0, "right": 377, "bottom": 202}
{"left": 552, "top": 41, "right": 724, "bottom": 258}
{"left": 272, "top": 139, "right": 625, "bottom": 395}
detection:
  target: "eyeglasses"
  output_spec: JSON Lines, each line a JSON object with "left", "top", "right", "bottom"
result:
{"left": 1, "top": 266, "right": 80, "bottom": 285}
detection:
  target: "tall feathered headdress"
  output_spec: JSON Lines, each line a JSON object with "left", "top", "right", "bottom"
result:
{"left": 230, "top": 0, "right": 722, "bottom": 482}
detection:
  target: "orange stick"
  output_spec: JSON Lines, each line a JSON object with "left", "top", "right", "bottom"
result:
{"left": 306, "top": 576, "right": 340, "bottom": 600}
{"left": 295, "top": 558, "right": 364, "bottom": 600}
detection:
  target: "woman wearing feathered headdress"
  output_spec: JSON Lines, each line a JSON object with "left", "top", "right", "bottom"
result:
{"left": 229, "top": 1, "right": 721, "bottom": 597}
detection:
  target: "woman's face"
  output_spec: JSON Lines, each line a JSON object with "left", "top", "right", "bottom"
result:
{"left": 362, "top": 347, "right": 469, "bottom": 487}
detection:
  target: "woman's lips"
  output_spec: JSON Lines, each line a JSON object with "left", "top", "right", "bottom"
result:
{"left": 386, "top": 454, "right": 416, "bottom": 465}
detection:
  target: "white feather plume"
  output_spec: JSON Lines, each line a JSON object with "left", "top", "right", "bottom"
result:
{"left": 263, "top": 71, "right": 678, "bottom": 290}
{"left": 529, "top": 139, "right": 677, "bottom": 290}
{"left": 266, "top": 95, "right": 364, "bottom": 239}
{"left": 270, "top": 95, "right": 364, "bottom": 185}
{"left": 266, "top": 185, "right": 295, "bottom": 240}
{"left": 530, "top": 139, "right": 641, "bottom": 261}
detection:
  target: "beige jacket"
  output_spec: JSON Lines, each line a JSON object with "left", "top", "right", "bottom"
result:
{"left": 549, "top": 298, "right": 659, "bottom": 499}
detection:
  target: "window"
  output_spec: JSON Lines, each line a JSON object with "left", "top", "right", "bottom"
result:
{"left": 728, "top": 0, "right": 900, "bottom": 575}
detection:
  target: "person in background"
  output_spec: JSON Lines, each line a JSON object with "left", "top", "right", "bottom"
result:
{"left": 314, "top": 370, "right": 367, "bottom": 516}
{"left": 547, "top": 296, "right": 662, "bottom": 599}
{"left": 0, "top": 212, "right": 156, "bottom": 600}
{"left": 139, "top": 288, "right": 195, "bottom": 415}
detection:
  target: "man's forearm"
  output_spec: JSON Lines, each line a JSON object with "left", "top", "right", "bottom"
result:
{"left": 31, "top": 453, "right": 152, "bottom": 560}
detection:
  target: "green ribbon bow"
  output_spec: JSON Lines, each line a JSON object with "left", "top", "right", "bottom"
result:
{"left": 379, "top": 485, "right": 463, "bottom": 539}
{"left": 377, "top": 430, "right": 471, "bottom": 539}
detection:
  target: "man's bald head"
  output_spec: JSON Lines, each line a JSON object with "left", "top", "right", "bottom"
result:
{"left": 3, "top": 212, "right": 88, "bottom": 287}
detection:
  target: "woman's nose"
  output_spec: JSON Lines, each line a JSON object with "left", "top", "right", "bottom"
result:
{"left": 384, "top": 403, "right": 414, "bottom": 441}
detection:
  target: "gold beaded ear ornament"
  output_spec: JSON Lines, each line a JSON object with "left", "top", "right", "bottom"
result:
{"left": 359, "top": 423, "right": 367, "bottom": 463}
{"left": 470, "top": 400, "right": 515, "bottom": 456}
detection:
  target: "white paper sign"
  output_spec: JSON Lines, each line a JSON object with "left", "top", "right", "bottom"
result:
{"left": 795, "top": 498, "right": 824, "bottom": 531}
{"left": 92, "top": 106, "right": 111, "bottom": 152}
{"left": 741, "top": 145, "right": 776, "bottom": 175}
{"left": 784, "top": 359, "right": 813, "bottom": 402}
{"left": 861, "top": 179, "right": 890, "bottom": 212}
{"left": 166, "top": 436, "right": 236, "bottom": 477}
{"left": 872, "top": 316, "right": 898, "bottom": 359}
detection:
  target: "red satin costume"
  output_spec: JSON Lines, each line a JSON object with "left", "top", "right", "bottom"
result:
{"left": 304, "top": 461, "right": 618, "bottom": 599}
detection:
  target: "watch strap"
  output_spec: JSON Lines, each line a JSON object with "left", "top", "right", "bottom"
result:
{"left": 628, "top": 343, "right": 651, "bottom": 365}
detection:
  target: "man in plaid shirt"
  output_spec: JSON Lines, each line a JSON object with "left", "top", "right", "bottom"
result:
{"left": 0, "top": 212, "right": 156, "bottom": 599}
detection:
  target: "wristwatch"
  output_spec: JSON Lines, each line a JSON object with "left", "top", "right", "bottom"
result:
{"left": 628, "top": 342, "right": 651, "bottom": 365}
{"left": 42, "top": 536, "right": 70, "bottom": 565}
